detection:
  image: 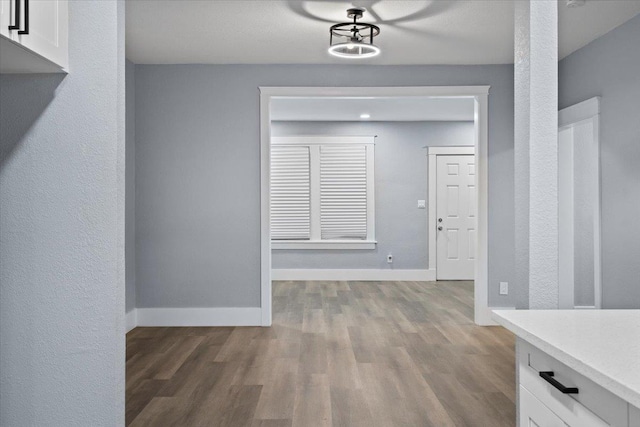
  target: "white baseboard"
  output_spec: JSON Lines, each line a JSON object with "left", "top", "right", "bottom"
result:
{"left": 478, "top": 305, "right": 516, "bottom": 326}
{"left": 272, "top": 268, "right": 436, "bottom": 282}
{"left": 135, "top": 307, "right": 262, "bottom": 327}
{"left": 574, "top": 305, "right": 597, "bottom": 309}
{"left": 126, "top": 309, "right": 137, "bottom": 333}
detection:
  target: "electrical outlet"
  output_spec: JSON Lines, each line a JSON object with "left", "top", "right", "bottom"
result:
{"left": 417, "top": 200, "right": 426, "bottom": 209}
{"left": 387, "top": 254, "right": 393, "bottom": 263}
{"left": 499, "top": 282, "right": 509, "bottom": 295}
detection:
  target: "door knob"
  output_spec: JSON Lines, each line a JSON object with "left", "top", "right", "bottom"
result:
{"left": 438, "top": 226, "right": 443, "bottom": 231}
{"left": 438, "top": 218, "right": 443, "bottom": 223}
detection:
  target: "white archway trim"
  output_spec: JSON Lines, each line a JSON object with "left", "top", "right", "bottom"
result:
{"left": 259, "top": 86, "right": 491, "bottom": 326}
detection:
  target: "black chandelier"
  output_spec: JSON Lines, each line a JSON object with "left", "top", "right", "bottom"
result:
{"left": 328, "top": 8, "right": 381, "bottom": 59}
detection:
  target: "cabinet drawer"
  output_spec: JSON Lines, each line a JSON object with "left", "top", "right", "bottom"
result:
{"left": 519, "top": 340, "right": 628, "bottom": 427}
{"left": 520, "top": 385, "right": 567, "bottom": 427}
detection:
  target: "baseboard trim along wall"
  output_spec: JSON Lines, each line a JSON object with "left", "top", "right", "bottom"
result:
{"left": 126, "top": 309, "right": 138, "bottom": 333}
{"left": 125, "top": 281, "right": 510, "bottom": 330}
{"left": 127, "top": 307, "right": 262, "bottom": 328}
{"left": 125, "top": 301, "right": 511, "bottom": 330}
{"left": 271, "top": 268, "right": 437, "bottom": 282}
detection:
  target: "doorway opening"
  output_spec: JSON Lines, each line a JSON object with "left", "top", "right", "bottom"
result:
{"left": 259, "top": 86, "right": 491, "bottom": 326}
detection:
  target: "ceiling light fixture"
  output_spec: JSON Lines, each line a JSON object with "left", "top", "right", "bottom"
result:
{"left": 328, "top": 8, "right": 381, "bottom": 59}
{"left": 360, "top": 113, "right": 371, "bottom": 119}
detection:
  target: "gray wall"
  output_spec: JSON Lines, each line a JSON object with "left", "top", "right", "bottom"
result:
{"left": 0, "top": 1, "right": 125, "bottom": 425}
{"left": 559, "top": 14, "right": 640, "bottom": 309}
{"left": 135, "top": 63, "right": 515, "bottom": 309}
{"left": 271, "top": 120, "right": 474, "bottom": 270}
{"left": 126, "top": 60, "right": 136, "bottom": 313}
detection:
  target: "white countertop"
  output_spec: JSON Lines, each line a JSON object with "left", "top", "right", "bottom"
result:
{"left": 492, "top": 309, "right": 640, "bottom": 408}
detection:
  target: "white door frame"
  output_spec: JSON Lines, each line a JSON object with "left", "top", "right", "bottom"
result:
{"left": 427, "top": 146, "right": 476, "bottom": 280}
{"left": 259, "top": 86, "right": 491, "bottom": 326}
{"left": 558, "top": 96, "right": 602, "bottom": 309}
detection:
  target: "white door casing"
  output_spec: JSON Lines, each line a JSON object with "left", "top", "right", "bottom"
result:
{"left": 558, "top": 126, "right": 575, "bottom": 308}
{"left": 558, "top": 97, "right": 601, "bottom": 309}
{"left": 436, "top": 154, "right": 476, "bottom": 280}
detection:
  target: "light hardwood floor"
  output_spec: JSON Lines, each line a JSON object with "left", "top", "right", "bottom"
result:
{"left": 126, "top": 281, "right": 516, "bottom": 426}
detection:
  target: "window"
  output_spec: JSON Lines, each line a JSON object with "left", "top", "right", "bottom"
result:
{"left": 270, "top": 136, "right": 375, "bottom": 249}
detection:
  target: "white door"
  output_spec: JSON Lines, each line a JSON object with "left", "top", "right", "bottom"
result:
{"left": 436, "top": 155, "right": 476, "bottom": 280}
{"left": 519, "top": 386, "right": 567, "bottom": 427}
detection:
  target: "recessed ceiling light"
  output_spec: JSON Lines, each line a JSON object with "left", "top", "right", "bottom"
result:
{"left": 360, "top": 113, "right": 371, "bottom": 119}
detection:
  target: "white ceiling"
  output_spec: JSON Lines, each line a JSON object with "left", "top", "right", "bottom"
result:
{"left": 271, "top": 96, "right": 475, "bottom": 121}
{"left": 126, "top": 0, "right": 640, "bottom": 65}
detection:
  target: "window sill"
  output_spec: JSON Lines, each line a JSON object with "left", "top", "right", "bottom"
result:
{"left": 272, "top": 240, "right": 377, "bottom": 250}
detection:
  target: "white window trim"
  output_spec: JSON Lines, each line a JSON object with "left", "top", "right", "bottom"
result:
{"left": 272, "top": 240, "right": 377, "bottom": 250}
{"left": 272, "top": 136, "right": 375, "bottom": 145}
{"left": 271, "top": 136, "right": 376, "bottom": 249}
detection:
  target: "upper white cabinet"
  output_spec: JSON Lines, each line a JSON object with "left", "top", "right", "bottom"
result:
{"left": 0, "top": 0, "right": 68, "bottom": 73}
{"left": 0, "top": 0, "right": 11, "bottom": 38}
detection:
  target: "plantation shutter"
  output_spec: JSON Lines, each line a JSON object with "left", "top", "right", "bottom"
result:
{"left": 270, "top": 145, "right": 311, "bottom": 240}
{"left": 320, "top": 145, "right": 368, "bottom": 240}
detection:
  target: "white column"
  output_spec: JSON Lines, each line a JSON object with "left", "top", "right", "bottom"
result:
{"left": 514, "top": 0, "right": 559, "bottom": 309}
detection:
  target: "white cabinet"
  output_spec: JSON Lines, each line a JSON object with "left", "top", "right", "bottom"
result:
{"left": 520, "top": 385, "right": 568, "bottom": 427}
{"left": 0, "top": 0, "right": 11, "bottom": 39}
{"left": 518, "top": 339, "right": 629, "bottom": 427}
{"left": 0, "top": 0, "right": 68, "bottom": 73}
{"left": 493, "top": 311, "right": 640, "bottom": 427}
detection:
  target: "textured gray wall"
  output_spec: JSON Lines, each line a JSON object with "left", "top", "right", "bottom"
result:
{"left": 134, "top": 63, "right": 515, "bottom": 309}
{"left": 271, "top": 120, "right": 474, "bottom": 270}
{"left": 126, "top": 60, "right": 136, "bottom": 313}
{"left": 559, "top": 14, "right": 640, "bottom": 309}
{"left": 0, "top": 1, "right": 125, "bottom": 425}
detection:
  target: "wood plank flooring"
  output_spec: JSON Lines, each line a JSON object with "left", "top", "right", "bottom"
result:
{"left": 127, "top": 281, "right": 516, "bottom": 426}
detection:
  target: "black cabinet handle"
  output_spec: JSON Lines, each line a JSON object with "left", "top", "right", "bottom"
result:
{"left": 539, "top": 371, "right": 579, "bottom": 394}
{"left": 8, "top": 0, "right": 20, "bottom": 30}
{"left": 17, "top": 0, "right": 28, "bottom": 35}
